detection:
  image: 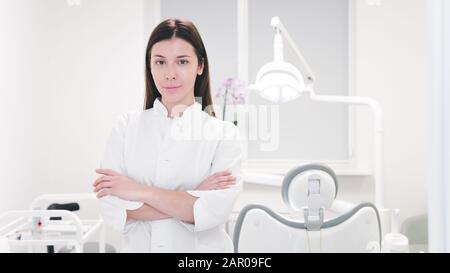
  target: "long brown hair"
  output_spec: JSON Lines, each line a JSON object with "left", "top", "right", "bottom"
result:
{"left": 144, "top": 19, "right": 215, "bottom": 117}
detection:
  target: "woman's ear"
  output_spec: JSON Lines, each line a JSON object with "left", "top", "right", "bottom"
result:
{"left": 197, "top": 58, "right": 204, "bottom": 76}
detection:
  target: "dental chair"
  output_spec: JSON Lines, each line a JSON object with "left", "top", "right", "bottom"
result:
{"left": 233, "top": 163, "right": 382, "bottom": 253}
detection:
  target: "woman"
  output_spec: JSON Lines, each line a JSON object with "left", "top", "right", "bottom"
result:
{"left": 92, "top": 19, "right": 243, "bottom": 253}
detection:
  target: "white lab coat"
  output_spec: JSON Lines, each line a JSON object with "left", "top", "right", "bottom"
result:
{"left": 98, "top": 98, "right": 244, "bottom": 253}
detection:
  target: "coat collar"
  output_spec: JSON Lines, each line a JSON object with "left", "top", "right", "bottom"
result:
{"left": 153, "top": 97, "right": 202, "bottom": 121}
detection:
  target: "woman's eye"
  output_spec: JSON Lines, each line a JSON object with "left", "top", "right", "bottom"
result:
{"left": 154, "top": 60, "right": 165, "bottom": 65}
{"left": 179, "top": 60, "right": 189, "bottom": 65}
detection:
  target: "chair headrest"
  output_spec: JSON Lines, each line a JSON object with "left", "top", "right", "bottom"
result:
{"left": 281, "top": 163, "right": 338, "bottom": 211}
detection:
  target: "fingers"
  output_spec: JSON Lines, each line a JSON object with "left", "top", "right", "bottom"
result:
{"left": 215, "top": 181, "right": 237, "bottom": 189}
{"left": 93, "top": 169, "right": 120, "bottom": 198}
{"left": 93, "top": 181, "right": 114, "bottom": 193}
{"left": 216, "top": 175, "right": 236, "bottom": 183}
{"left": 196, "top": 170, "right": 237, "bottom": 191}
{"left": 96, "top": 169, "right": 120, "bottom": 176}
{"left": 210, "top": 175, "right": 237, "bottom": 190}
{"left": 201, "top": 170, "right": 231, "bottom": 185}
{"left": 212, "top": 170, "right": 231, "bottom": 178}
{"left": 96, "top": 188, "right": 111, "bottom": 199}
{"left": 93, "top": 175, "right": 113, "bottom": 187}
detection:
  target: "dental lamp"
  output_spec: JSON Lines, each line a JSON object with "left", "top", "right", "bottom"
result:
{"left": 249, "top": 17, "right": 392, "bottom": 235}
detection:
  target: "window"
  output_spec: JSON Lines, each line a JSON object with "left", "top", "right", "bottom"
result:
{"left": 245, "top": 0, "right": 354, "bottom": 173}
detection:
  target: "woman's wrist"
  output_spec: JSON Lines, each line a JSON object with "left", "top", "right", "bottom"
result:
{"left": 137, "top": 184, "right": 154, "bottom": 204}
{"left": 127, "top": 204, "right": 171, "bottom": 221}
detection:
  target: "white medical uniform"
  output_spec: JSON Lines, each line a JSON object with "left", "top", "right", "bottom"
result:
{"left": 98, "top": 98, "right": 243, "bottom": 252}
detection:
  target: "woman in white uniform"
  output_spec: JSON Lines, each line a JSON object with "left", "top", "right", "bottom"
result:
{"left": 92, "top": 19, "right": 243, "bottom": 252}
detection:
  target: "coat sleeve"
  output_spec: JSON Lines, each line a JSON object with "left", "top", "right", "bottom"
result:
{"left": 181, "top": 122, "right": 244, "bottom": 232}
{"left": 98, "top": 112, "right": 143, "bottom": 234}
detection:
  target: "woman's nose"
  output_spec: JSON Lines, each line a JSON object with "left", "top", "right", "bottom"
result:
{"left": 164, "top": 65, "right": 177, "bottom": 80}
{"left": 165, "top": 74, "right": 176, "bottom": 80}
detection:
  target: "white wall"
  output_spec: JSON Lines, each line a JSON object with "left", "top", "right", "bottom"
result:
{"left": 0, "top": 0, "right": 147, "bottom": 211}
{"left": 0, "top": 0, "right": 150, "bottom": 250}
{"left": 354, "top": 0, "right": 428, "bottom": 224}
{"left": 0, "top": 0, "right": 36, "bottom": 213}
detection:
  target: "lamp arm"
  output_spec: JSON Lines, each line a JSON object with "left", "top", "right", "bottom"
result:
{"left": 309, "top": 92, "right": 385, "bottom": 210}
{"left": 271, "top": 17, "right": 316, "bottom": 84}
{"left": 309, "top": 93, "right": 392, "bottom": 235}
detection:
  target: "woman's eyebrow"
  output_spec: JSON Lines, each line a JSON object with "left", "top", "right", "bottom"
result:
{"left": 152, "top": 54, "right": 192, "bottom": 58}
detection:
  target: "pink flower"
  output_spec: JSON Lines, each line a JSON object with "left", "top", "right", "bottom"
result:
{"left": 215, "top": 77, "right": 248, "bottom": 106}
{"left": 215, "top": 77, "right": 248, "bottom": 121}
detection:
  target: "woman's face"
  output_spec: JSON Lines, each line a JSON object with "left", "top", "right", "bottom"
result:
{"left": 150, "top": 37, "right": 204, "bottom": 106}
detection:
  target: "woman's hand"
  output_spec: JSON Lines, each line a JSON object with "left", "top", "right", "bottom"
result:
{"left": 93, "top": 169, "right": 146, "bottom": 201}
{"left": 195, "top": 170, "right": 236, "bottom": 191}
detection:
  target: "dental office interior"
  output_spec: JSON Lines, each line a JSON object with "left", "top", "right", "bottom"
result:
{"left": 0, "top": 0, "right": 449, "bottom": 253}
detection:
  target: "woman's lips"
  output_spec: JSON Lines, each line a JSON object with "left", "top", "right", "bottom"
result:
{"left": 163, "top": 85, "right": 181, "bottom": 90}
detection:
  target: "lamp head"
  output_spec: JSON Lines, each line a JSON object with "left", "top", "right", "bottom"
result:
{"left": 250, "top": 16, "right": 313, "bottom": 103}
{"left": 249, "top": 60, "right": 311, "bottom": 103}
{"left": 270, "top": 17, "right": 281, "bottom": 28}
